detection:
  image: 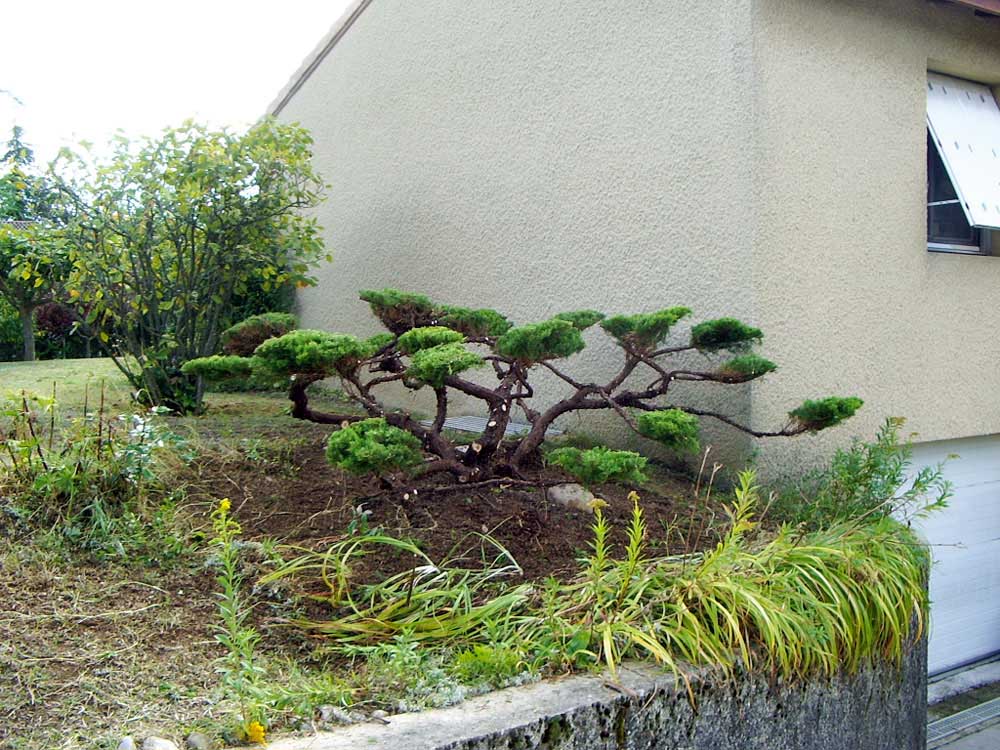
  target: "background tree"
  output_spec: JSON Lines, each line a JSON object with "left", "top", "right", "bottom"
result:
{"left": 0, "top": 126, "right": 67, "bottom": 361}
{"left": 56, "top": 119, "right": 328, "bottom": 412}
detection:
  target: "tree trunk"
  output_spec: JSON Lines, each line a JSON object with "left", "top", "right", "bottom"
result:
{"left": 18, "top": 306, "right": 35, "bottom": 362}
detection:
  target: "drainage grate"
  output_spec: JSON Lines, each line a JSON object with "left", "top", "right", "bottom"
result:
{"left": 418, "top": 415, "right": 562, "bottom": 437}
{"left": 927, "top": 695, "right": 1000, "bottom": 744}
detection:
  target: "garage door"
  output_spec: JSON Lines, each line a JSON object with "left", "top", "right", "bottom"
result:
{"left": 910, "top": 436, "right": 1000, "bottom": 675}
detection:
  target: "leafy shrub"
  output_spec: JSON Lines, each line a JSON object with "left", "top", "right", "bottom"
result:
{"left": 325, "top": 418, "right": 424, "bottom": 476}
{"left": 771, "top": 417, "right": 952, "bottom": 529}
{"left": 222, "top": 312, "right": 298, "bottom": 357}
{"left": 546, "top": 446, "right": 648, "bottom": 486}
{"left": 637, "top": 410, "right": 701, "bottom": 454}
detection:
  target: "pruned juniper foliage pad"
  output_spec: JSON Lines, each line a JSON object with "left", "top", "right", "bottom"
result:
{"left": 186, "top": 289, "right": 862, "bottom": 486}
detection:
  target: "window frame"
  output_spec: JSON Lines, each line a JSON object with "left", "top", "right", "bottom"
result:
{"left": 925, "top": 72, "right": 1000, "bottom": 256}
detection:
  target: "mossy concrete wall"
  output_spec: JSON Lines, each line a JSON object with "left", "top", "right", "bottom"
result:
{"left": 270, "top": 641, "right": 926, "bottom": 750}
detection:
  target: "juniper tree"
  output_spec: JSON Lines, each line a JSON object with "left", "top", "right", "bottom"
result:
{"left": 185, "top": 289, "right": 862, "bottom": 484}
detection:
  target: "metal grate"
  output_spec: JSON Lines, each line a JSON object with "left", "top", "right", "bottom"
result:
{"left": 418, "top": 415, "right": 562, "bottom": 437}
{"left": 927, "top": 695, "right": 1000, "bottom": 744}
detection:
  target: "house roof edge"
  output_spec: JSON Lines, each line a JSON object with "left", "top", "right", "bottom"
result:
{"left": 266, "top": 0, "right": 377, "bottom": 118}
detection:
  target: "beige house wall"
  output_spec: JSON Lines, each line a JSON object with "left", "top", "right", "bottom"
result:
{"left": 274, "top": 0, "right": 760, "bottom": 465}
{"left": 272, "top": 0, "right": 1000, "bottom": 474}
{"left": 749, "top": 0, "right": 1000, "bottom": 474}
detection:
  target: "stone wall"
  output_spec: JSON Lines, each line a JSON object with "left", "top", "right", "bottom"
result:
{"left": 269, "top": 638, "right": 926, "bottom": 750}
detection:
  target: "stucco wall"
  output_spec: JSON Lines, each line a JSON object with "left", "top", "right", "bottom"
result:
{"left": 274, "top": 0, "right": 1000, "bottom": 474}
{"left": 749, "top": 0, "right": 1000, "bottom": 474}
{"left": 275, "top": 0, "right": 760, "bottom": 464}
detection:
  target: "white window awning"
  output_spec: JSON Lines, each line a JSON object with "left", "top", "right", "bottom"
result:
{"left": 927, "top": 72, "right": 1000, "bottom": 231}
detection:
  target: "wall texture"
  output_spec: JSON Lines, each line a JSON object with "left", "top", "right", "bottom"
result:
{"left": 273, "top": 0, "right": 1000, "bottom": 473}
{"left": 269, "top": 643, "right": 927, "bottom": 750}
{"left": 273, "top": 0, "right": 760, "bottom": 464}
{"left": 749, "top": 0, "right": 1000, "bottom": 473}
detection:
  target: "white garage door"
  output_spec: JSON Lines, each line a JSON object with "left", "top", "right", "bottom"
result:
{"left": 910, "top": 436, "right": 1000, "bottom": 675}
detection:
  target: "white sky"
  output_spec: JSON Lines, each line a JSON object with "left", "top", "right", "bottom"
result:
{"left": 1, "top": 0, "right": 354, "bottom": 163}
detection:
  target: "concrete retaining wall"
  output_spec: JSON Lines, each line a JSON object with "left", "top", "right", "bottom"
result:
{"left": 270, "top": 639, "right": 926, "bottom": 750}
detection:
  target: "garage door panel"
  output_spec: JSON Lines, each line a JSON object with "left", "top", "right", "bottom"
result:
{"left": 908, "top": 435, "right": 1000, "bottom": 674}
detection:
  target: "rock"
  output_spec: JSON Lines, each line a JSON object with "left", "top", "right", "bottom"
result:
{"left": 185, "top": 733, "right": 212, "bottom": 750}
{"left": 547, "top": 483, "right": 598, "bottom": 511}
{"left": 318, "top": 704, "right": 354, "bottom": 724}
{"left": 370, "top": 709, "right": 390, "bottom": 724}
{"left": 142, "top": 738, "right": 180, "bottom": 750}
{"left": 118, "top": 738, "right": 137, "bottom": 750}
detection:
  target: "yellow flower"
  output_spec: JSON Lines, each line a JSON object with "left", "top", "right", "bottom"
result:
{"left": 219, "top": 498, "right": 231, "bottom": 514}
{"left": 246, "top": 720, "right": 266, "bottom": 744}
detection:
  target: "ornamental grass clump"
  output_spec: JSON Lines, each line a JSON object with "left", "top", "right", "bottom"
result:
{"left": 184, "top": 289, "right": 862, "bottom": 483}
{"left": 262, "top": 471, "right": 928, "bottom": 694}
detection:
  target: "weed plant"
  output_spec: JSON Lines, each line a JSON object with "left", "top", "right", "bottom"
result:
{"left": 0, "top": 386, "right": 188, "bottom": 558}
{"left": 770, "top": 417, "right": 952, "bottom": 529}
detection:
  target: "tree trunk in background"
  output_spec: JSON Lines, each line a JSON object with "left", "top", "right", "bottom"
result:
{"left": 18, "top": 306, "right": 35, "bottom": 361}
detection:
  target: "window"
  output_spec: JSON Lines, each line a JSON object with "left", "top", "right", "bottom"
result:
{"left": 926, "top": 72, "right": 1000, "bottom": 255}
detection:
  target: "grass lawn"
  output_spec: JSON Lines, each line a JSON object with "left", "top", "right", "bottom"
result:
{"left": 0, "top": 358, "right": 717, "bottom": 749}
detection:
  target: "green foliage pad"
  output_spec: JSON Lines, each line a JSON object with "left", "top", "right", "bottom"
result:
{"left": 325, "top": 418, "right": 424, "bottom": 476}
{"left": 637, "top": 409, "right": 701, "bottom": 454}
{"left": 221, "top": 312, "right": 297, "bottom": 357}
{"left": 397, "top": 326, "right": 466, "bottom": 355}
{"left": 254, "top": 330, "right": 370, "bottom": 377}
{"left": 547, "top": 446, "right": 648, "bottom": 486}
{"left": 600, "top": 308, "right": 692, "bottom": 349}
{"left": 690, "top": 318, "right": 763, "bottom": 352}
{"left": 789, "top": 397, "right": 864, "bottom": 431}
{"left": 181, "top": 355, "right": 255, "bottom": 381}
{"left": 407, "top": 343, "right": 484, "bottom": 387}
{"left": 495, "top": 319, "right": 585, "bottom": 362}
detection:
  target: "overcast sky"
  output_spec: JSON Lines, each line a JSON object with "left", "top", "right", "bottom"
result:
{"left": 1, "top": 0, "right": 353, "bottom": 163}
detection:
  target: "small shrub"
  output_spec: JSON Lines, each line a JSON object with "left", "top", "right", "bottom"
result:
{"left": 451, "top": 644, "right": 523, "bottom": 687}
{"left": 546, "top": 446, "right": 648, "bottom": 486}
{"left": 716, "top": 353, "right": 777, "bottom": 382}
{"left": 325, "top": 418, "right": 424, "bottom": 476}
{"left": 637, "top": 409, "right": 701, "bottom": 454}
{"left": 771, "top": 416, "right": 952, "bottom": 528}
